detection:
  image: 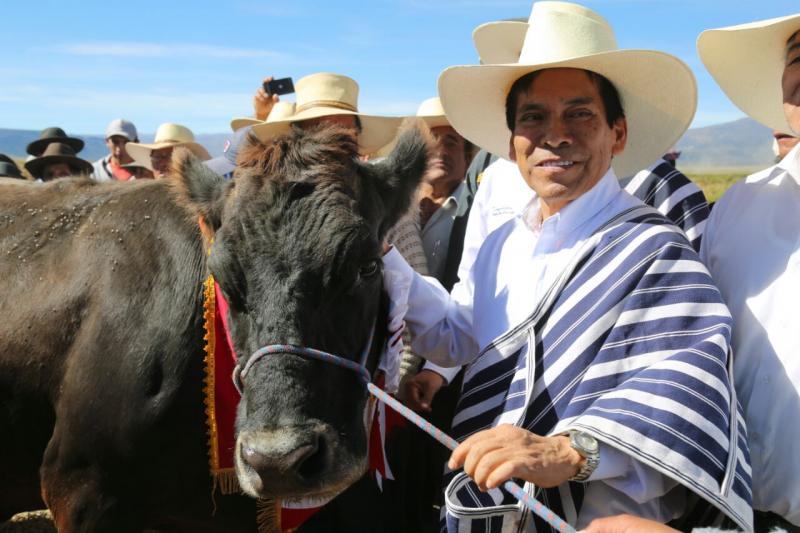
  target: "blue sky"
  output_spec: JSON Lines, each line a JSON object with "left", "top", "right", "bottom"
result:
{"left": 2, "top": 0, "right": 798, "bottom": 135}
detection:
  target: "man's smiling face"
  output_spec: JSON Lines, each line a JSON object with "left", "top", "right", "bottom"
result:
{"left": 783, "top": 29, "right": 800, "bottom": 134}
{"left": 508, "top": 68, "right": 627, "bottom": 216}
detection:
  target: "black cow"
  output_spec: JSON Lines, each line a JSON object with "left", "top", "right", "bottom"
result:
{"left": 0, "top": 123, "right": 430, "bottom": 531}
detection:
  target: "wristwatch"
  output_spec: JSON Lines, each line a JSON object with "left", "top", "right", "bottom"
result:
{"left": 568, "top": 430, "right": 599, "bottom": 482}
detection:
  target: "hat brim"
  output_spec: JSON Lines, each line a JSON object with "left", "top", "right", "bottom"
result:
{"left": 250, "top": 106, "right": 403, "bottom": 155}
{"left": 24, "top": 154, "right": 93, "bottom": 178}
{"left": 231, "top": 117, "right": 263, "bottom": 131}
{"left": 437, "top": 50, "right": 697, "bottom": 179}
{"left": 26, "top": 137, "right": 84, "bottom": 157}
{"left": 698, "top": 14, "right": 800, "bottom": 134}
{"left": 127, "top": 141, "right": 212, "bottom": 171}
{"left": 0, "top": 162, "right": 23, "bottom": 179}
{"left": 472, "top": 21, "right": 528, "bottom": 64}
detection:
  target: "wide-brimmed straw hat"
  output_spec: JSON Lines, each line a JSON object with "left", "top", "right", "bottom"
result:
{"left": 698, "top": 13, "right": 800, "bottom": 134}
{"left": 24, "top": 142, "right": 93, "bottom": 179}
{"left": 26, "top": 127, "right": 85, "bottom": 156}
{"left": 438, "top": 1, "right": 697, "bottom": 178}
{"left": 230, "top": 101, "right": 297, "bottom": 132}
{"left": 473, "top": 18, "right": 528, "bottom": 64}
{"left": 126, "top": 123, "right": 211, "bottom": 171}
{"left": 248, "top": 73, "right": 403, "bottom": 154}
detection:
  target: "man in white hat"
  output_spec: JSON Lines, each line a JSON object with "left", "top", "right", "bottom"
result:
{"left": 698, "top": 12, "right": 800, "bottom": 529}
{"left": 382, "top": 2, "right": 751, "bottom": 531}
{"left": 243, "top": 72, "right": 402, "bottom": 156}
{"left": 463, "top": 16, "right": 710, "bottom": 260}
{"left": 92, "top": 119, "right": 139, "bottom": 182}
{"left": 126, "top": 123, "right": 211, "bottom": 179}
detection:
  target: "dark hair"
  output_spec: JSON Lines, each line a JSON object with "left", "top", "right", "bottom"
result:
{"left": 504, "top": 69, "right": 625, "bottom": 131}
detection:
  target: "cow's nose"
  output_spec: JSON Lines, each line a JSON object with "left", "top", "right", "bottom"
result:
{"left": 239, "top": 426, "right": 330, "bottom": 484}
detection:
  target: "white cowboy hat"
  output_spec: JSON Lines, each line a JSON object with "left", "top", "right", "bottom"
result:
{"left": 375, "top": 97, "right": 452, "bottom": 157}
{"left": 438, "top": 1, "right": 697, "bottom": 179}
{"left": 472, "top": 19, "right": 528, "bottom": 64}
{"left": 698, "top": 13, "right": 800, "bottom": 134}
{"left": 127, "top": 123, "right": 211, "bottom": 171}
{"left": 230, "top": 101, "right": 297, "bottom": 132}
{"left": 248, "top": 72, "right": 403, "bottom": 154}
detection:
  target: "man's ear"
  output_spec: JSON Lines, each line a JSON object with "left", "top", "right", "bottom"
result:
{"left": 611, "top": 118, "right": 628, "bottom": 156}
{"left": 365, "top": 120, "right": 434, "bottom": 239}
{"left": 170, "top": 147, "right": 232, "bottom": 235}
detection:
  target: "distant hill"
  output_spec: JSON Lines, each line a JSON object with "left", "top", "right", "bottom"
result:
{"left": 0, "top": 129, "right": 230, "bottom": 162}
{"left": 676, "top": 117, "right": 774, "bottom": 169}
{"left": 0, "top": 117, "right": 778, "bottom": 169}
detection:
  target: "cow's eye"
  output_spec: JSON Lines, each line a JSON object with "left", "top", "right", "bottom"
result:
{"left": 359, "top": 260, "right": 379, "bottom": 279}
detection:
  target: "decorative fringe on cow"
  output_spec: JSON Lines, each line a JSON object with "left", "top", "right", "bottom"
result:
{"left": 202, "top": 274, "right": 282, "bottom": 533}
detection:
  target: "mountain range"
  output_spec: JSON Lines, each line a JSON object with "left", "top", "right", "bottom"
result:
{"left": 0, "top": 117, "right": 778, "bottom": 170}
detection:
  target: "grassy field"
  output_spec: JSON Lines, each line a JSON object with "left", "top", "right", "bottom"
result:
{"left": 684, "top": 169, "right": 752, "bottom": 204}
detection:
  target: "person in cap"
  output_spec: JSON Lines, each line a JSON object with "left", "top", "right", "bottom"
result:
{"left": 92, "top": 119, "right": 139, "bottom": 182}
{"left": 26, "top": 127, "right": 84, "bottom": 157}
{"left": 126, "top": 123, "right": 211, "bottom": 179}
{"left": 382, "top": 2, "right": 751, "bottom": 531}
{"left": 243, "top": 72, "right": 403, "bottom": 156}
{"left": 464, "top": 15, "right": 710, "bottom": 256}
{"left": 24, "top": 143, "right": 93, "bottom": 182}
{"left": 0, "top": 154, "right": 25, "bottom": 180}
{"left": 698, "top": 12, "right": 800, "bottom": 530}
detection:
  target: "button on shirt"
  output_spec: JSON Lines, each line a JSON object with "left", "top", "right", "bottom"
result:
{"left": 700, "top": 143, "right": 800, "bottom": 525}
{"left": 421, "top": 182, "right": 464, "bottom": 282}
{"left": 385, "top": 168, "right": 683, "bottom": 527}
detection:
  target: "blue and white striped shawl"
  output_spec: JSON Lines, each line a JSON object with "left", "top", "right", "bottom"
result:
{"left": 446, "top": 204, "right": 752, "bottom": 532}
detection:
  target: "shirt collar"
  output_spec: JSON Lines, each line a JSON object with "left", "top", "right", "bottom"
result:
{"left": 777, "top": 142, "right": 800, "bottom": 185}
{"left": 522, "top": 166, "right": 621, "bottom": 239}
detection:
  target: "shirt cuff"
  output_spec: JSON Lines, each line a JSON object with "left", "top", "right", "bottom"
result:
{"left": 421, "top": 361, "right": 462, "bottom": 384}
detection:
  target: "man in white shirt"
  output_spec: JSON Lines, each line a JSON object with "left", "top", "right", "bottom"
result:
{"left": 383, "top": 2, "right": 752, "bottom": 531}
{"left": 698, "top": 12, "right": 800, "bottom": 530}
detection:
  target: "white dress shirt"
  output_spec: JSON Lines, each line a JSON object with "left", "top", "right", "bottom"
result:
{"left": 423, "top": 159, "right": 534, "bottom": 381}
{"left": 700, "top": 143, "right": 800, "bottom": 525}
{"left": 385, "top": 168, "right": 683, "bottom": 527}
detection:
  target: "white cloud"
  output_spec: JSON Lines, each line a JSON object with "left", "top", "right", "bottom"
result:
{"left": 55, "top": 42, "right": 291, "bottom": 61}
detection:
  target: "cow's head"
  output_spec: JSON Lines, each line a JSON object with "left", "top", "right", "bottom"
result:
{"left": 174, "top": 123, "right": 430, "bottom": 500}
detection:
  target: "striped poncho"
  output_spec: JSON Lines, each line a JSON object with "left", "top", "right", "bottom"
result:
{"left": 442, "top": 204, "right": 751, "bottom": 532}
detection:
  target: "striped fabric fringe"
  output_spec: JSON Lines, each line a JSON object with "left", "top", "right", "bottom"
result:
{"left": 443, "top": 205, "right": 752, "bottom": 532}
{"left": 620, "top": 159, "right": 710, "bottom": 251}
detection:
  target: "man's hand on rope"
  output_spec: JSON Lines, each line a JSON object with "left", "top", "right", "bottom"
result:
{"left": 448, "top": 424, "right": 584, "bottom": 491}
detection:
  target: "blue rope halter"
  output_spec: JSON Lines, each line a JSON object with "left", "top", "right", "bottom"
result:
{"left": 234, "top": 343, "right": 576, "bottom": 533}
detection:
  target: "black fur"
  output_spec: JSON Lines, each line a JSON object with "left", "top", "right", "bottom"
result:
{"left": 0, "top": 123, "right": 430, "bottom": 531}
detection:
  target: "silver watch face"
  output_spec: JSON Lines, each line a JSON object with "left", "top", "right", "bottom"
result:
{"left": 574, "top": 432, "right": 598, "bottom": 454}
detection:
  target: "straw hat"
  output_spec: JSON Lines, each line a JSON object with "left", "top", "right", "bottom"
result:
{"left": 126, "top": 123, "right": 211, "bottom": 171}
{"left": 437, "top": 1, "right": 697, "bottom": 178}
{"left": 472, "top": 19, "right": 528, "bottom": 64}
{"left": 248, "top": 73, "right": 403, "bottom": 154}
{"left": 24, "top": 142, "right": 93, "bottom": 179}
{"left": 230, "top": 101, "right": 296, "bottom": 132}
{"left": 698, "top": 13, "right": 800, "bottom": 134}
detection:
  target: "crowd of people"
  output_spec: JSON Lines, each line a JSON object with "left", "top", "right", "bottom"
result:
{"left": 3, "top": 1, "right": 800, "bottom": 532}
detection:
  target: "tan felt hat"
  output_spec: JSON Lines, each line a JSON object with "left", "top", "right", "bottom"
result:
{"left": 127, "top": 123, "right": 211, "bottom": 171}
{"left": 248, "top": 72, "right": 403, "bottom": 155}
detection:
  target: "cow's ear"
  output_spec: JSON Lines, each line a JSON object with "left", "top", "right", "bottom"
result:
{"left": 367, "top": 120, "right": 434, "bottom": 239}
{"left": 171, "top": 148, "right": 231, "bottom": 233}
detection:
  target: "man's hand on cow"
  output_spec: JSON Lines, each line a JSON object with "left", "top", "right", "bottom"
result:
{"left": 579, "top": 514, "right": 679, "bottom": 533}
{"left": 253, "top": 76, "right": 280, "bottom": 121}
{"left": 448, "top": 425, "right": 583, "bottom": 491}
{"left": 402, "top": 369, "right": 446, "bottom": 412}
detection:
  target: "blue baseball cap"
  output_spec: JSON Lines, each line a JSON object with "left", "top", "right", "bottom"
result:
{"left": 204, "top": 126, "right": 252, "bottom": 179}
